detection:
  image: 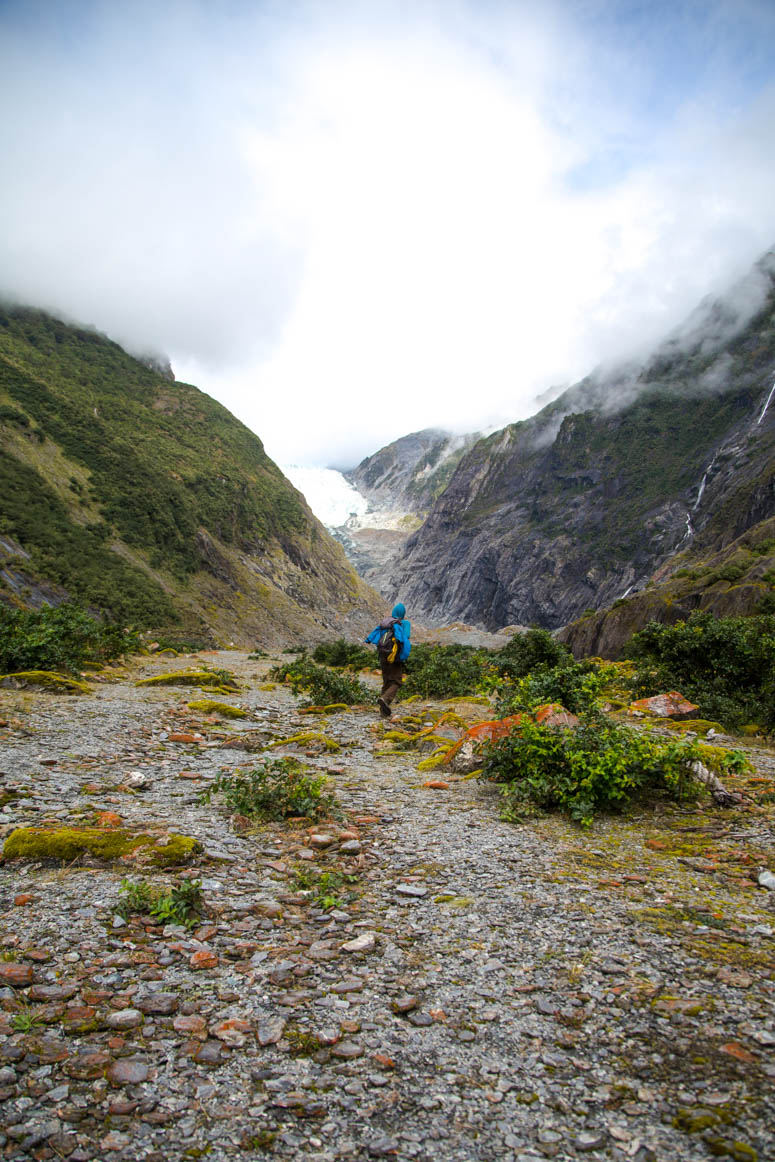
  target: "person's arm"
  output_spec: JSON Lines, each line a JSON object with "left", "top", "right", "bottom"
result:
{"left": 396, "top": 620, "right": 411, "bottom": 662}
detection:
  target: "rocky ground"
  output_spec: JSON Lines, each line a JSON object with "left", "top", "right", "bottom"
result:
{"left": 0, "top": 650, "right": 774, "bottom": 1162}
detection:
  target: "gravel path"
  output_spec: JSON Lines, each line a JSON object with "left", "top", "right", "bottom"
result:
{"left": 0, "top": 651, "right": 774, "bottom": 1162}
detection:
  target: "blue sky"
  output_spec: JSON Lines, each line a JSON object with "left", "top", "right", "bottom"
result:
{"left": 1, "top": 0, "right": 775, "bottom": 466}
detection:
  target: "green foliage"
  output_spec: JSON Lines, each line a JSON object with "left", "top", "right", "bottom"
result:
{"left": 626, "top": 612, "right": 775, "bottom": 729}
{"left": 0, "top": 454, "right": 177, "bottom": 624}
{"left": 11, "top": 1004, "right": 44, "bottom": 1033}
{"left": 0, "top": 306, "right": 311, "bottom": 619}
{"left": 402, "top": 643, "right": 496, "bottom": 700}
{"left": 496, "top": 628, "right": 573, "bottom": 679}
{"left": 493, "top": 659, "right": 606, "bottom": 718}
{"left": 0, "top": 603, "right": 138, "bottom": 675}
{"left": 117, "top": 877, "right": 203, "bottom": 927}
{"left": 199, "top": 758, "right": 339, "bottom": 821}
{"left": 312, "top": 638, "right": 373, "bottom": 670}
{"left": 292, "top": 865, "right": 358, "bottom": 910}
{"left": 269, "top": 653, "right": 369, "bottom": 706}
{"left": 482, "top": 707, "right": 704, "bottom": 826}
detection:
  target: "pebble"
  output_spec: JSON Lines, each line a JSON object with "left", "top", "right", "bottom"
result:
{"left": 0, "top": 649, "right": 773, "bottom": 1162}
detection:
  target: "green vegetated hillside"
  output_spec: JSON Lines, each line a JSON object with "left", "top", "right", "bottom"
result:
{"left": 0, "top": 307, "right": 382, "bottom": 645}
{"left": 390, "top": 248, "right": 775, "bottom": 644}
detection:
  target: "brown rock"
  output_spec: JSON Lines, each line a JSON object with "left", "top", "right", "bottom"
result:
{"left": 106, "top": 1057, "right": 149, "bottom": 1085}
{"left": 0, "top": 963, "right": 33, "bottom": 987}
{"left": 173, "top": 1014, "right": 207, "bottom": 1039}
{"left": 136, "top": 992, "right": 178, "bottom": 1015}
{"left": 64, "top": 1050, "right": 111, "bottom": 1079}
{"left": 212, "top": 1018, "right": 252, "bottom": 1047}
{"left": 190, "top": 949, "right": 219, "bottom": 971}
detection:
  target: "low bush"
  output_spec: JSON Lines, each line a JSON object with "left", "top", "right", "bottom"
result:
{"left": 481, "top": 707, "right": 704, "bottom": 827}
{"left": 116, "top": 877, "right": 203, "bottom": 928}
{"left": 492, "top": 659, "right": 607, "bottom": 718}
{"left": 496, "top": 628, "right": 574, "bottom": 679}
{"left": 0, "top": 603, "right": 138, "bottom": 675}
{"left": 312, "top": 639, "right": 373, "bottom": 670}
{"left": 402, "top": 643, "right": 496, "bottom": 700}
{"left": 269, "top": 653, "right": 369, "bottom": 706}
{"left": 626, "top": 612, "right": 775, "bottom": 730}
{"left": 199, "top": 757, "right": 339, "bottom": 821}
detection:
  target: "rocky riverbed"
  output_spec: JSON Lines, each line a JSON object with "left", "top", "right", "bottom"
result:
{"left": 0, "top": 650, "right": 773, "bottom": 1162}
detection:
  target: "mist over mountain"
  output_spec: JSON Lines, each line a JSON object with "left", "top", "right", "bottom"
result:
{"left": 377, "top": 246, "right": 775, "bottom": 648}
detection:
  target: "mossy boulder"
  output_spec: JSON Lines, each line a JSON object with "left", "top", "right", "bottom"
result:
{"left": 187, "top": 700, "right": 247, "bottom": 718}
{"left": 3, "top": 827, "right": 201, "bottom": 866}
{"left": 135, "top": 670, "right": 239, "bottom": 692}
{"left": 0, "top": 671, "right": 91, "bottom": 694}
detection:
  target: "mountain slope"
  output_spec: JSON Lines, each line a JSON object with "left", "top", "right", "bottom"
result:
{"left": 389, "top": 249, "right": 775, "bottom": 634}
{"left": 0, "top": 307, "right": 381, "bottom": 645}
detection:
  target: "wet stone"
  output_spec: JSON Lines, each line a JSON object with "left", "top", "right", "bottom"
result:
{"left": 106, "top": 1058, "right": 149, "bottom": 1086}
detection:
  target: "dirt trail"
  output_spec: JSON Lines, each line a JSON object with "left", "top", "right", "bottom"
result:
{"left": 0, "top": 651, "right": 773, "bottom": 1162}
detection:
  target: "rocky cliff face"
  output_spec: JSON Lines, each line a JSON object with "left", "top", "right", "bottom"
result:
{"left": 389, "top": 249, "right": 775, "bottom": 635}
{"left": 335, "top": 429, "right": 479, "bottom": 594}
{"left": 347, "top": 428, "right": 479, "bottom": 514}
{"left": 0, "top": 307, "right": 382, "bottom": 645}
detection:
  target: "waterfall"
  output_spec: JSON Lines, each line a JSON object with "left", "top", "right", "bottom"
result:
{"left": 693, "top": 452, "right": 718, "bottom": 511}
{"left": 757, "top": 379, "right": 775, "bottom": 425}
{"left": 681, "top": 511, "right": 694, "bottom": 542}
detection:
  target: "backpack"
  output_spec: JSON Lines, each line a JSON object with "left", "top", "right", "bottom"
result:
{"left": 377, "top": 620, "right": 400, "bottom": 664}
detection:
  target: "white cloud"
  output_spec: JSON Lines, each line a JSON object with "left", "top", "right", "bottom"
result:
{"left": 2, "top": 0, "right": 775, "bottom": 467}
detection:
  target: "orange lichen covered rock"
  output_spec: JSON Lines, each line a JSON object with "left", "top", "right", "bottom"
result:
{"left": 628, "top": 692, "right": 699, "bottom": 719}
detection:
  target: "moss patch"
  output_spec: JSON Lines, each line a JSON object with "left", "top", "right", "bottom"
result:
{"left": 187, "top": 700, "right": 247, "bottom": 718}
{"left": 0, "top": 670, "right": 91, "bottom": 694}
{"left": 3, "top": 827, "right": 201, "bottom": 865}
{"left": 135, "top": 669, "right": 239, "bottom": 691}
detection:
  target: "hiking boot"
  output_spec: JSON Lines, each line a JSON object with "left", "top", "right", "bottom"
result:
{"left": 378, "top": 697, "right": 392, "bottom": 719}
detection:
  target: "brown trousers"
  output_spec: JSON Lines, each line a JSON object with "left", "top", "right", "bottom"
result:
{"left": 380, "top": 660, "right": 404, "bottom": 706}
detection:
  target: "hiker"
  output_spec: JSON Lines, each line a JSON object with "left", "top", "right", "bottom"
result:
{"left": 365, "top": 602, "right": 411, "bottom": 718}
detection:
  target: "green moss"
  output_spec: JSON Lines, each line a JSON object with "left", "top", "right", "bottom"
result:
{"left": 187, "top": 700, "right": 247, "bottom": 718}
{"left": 146, "top": 834, "right": 202, "bottom": 867}
{"left": 0, "top": 670, "right": 92, "bottom": 694}
{"left": 705, "top": 1140, "right": 758, "bottom": 1161}
{"left": 135, "top": 669, "right": 239, "bottom": 691}
{"left": 673, "top": 1108, "right": 721, "bottom": 1133}
{"left": 3, "top": 827, "right": 201, "bottom": 865}
{"left": 268, "top": 731, "right": 340, "bottom": 752}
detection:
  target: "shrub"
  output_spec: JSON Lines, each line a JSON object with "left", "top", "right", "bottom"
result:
{"left": 312, "top": 639, "right": 373, "bottom": 670}
{"left": 496, "top": 628, "right": 573, "bottom": 679}
{"left": 402, "top": 643, "right": 496, "bottom": 700}
{"left": 269, "top": 654, "right": 369, "bottom": 706}
{"left": 199, "top": 757, "right": 339, "bottom": 821}
{"left": 481, "top": 707, "right": 704, "bottom": 826}
{"left": 116, "top": 877, "right": 202, "bottom": 927}
{"left": 0, "top": 603, "right": 138, "bottom": 675}
{"left": 626, "top": 612, "right": 775, "bottom": 730}
{"left": 493, "top": 659, "right": 606, "bottom": 718}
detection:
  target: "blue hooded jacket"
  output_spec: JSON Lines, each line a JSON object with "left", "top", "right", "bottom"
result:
{"left": 365, "top": 613, "right": 411, "bottom": 662}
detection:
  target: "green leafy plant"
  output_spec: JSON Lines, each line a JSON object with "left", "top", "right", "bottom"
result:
{"left": 401, "top": 643, "right": 497, "bottom": 700}
{"left": 493, "top": 659, "right": 607, "bottom": 718}
{"left": 481, "top": 706, "right": 704, "bottom": 827}
{"left": 626, "top": 611, "right": 775, "bottom": 730}
{"left": 11, "top": 1004, "right": 44, "bottom": 1033}
{"left": 117, "top": 877, "right": 203, "bottom": 927}
{"left": 496, "top": 628, "right": 574, "bottom": 679}
{"left": 312, "top": 638, "right": 373, "bottom": 670}
{"left": 292, "top": 865, "right": 358, "bottom": 910}
{"left": 269, "top": 653, "right": 368, "bottom": 706}
{"left": 0, "top": 603, "right": 138, "bottom": 675}
{"left": 199, "top": 758, "right": 339, "bottom": 822}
